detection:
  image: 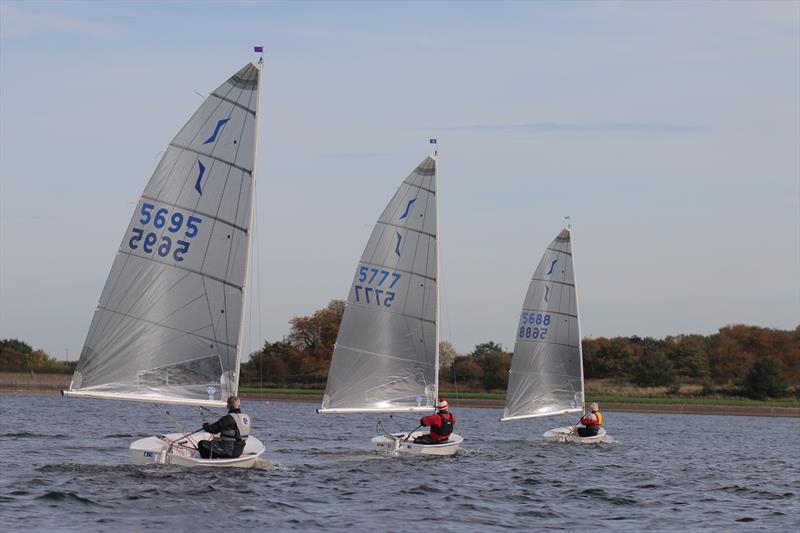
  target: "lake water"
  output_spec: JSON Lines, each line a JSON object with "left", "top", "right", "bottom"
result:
{"left": 0, "top": 393, "right": 797, "bottom": 531}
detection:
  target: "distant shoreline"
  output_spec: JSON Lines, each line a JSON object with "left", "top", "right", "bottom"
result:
{"left": 5, "top": 382, "right": 796, "bottom": 417}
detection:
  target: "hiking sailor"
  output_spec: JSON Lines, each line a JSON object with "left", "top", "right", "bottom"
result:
{"left": 198, "top": 396, "right": 251, "bottom": 459}
{"left": 414, "top": 398, "right": 456, "bottom": 445}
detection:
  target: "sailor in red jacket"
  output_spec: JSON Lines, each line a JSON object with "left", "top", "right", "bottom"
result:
{"left": 577, "top": 402, "right": 603, "bottom": 437}
{"left": 414, "top": 398, "right": 455, "bottom": 445}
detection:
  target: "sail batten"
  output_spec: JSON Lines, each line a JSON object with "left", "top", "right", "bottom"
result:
{"left": 502, "top": 228, "right": 584, "bottom": 421}
{"left": 67, "top": 62, "right": 261, "bottom": 406}
{"left": 320, "top": 156, "right": 439, "bottom": 413}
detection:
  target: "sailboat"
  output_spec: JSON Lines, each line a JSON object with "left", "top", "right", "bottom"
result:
{"left": 317, "top": 152, "right": 463, "bottom": 456}
{"left": 500, "top": 228, "right": 607, "bottom": 443}
{"left": 63, "top": 58, "right": 267, "bottom": 466}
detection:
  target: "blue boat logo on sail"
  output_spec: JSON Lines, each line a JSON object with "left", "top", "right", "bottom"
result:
{"left": 203, "top": 118, "right": 229, "bottom": 144}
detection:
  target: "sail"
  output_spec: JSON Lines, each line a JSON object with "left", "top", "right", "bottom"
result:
{"left": 502, "top": 228, "right": 584, "bottom": 421}
{"left": 320, "top": 157, "right": 439, "bottom": 413}
{"left": 65, "top": 62, "right": 261, "bottom": 406}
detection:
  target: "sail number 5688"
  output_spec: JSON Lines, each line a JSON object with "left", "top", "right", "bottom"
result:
{"left": 519, "top": 312, "right": 551, "bottom": 340}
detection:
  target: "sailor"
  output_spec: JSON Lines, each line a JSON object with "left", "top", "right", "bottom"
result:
{"left": 414, "top": 398, "right": 455, "bottom": 445}
{"left": 577, "top": 402, "right": 603, "bottom": 437}
{"left": 197, "top": 396, "right": 251, "bottom": 459}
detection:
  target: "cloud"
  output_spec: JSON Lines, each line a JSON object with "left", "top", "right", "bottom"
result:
{"left": 0, "top": 3, "right": 116, "bottom": 39}
{"left": 435, "top": 122, "right": 702, "bottom": 134}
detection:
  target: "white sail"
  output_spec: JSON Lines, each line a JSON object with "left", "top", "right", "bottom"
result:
{"left": 320, "top": 156, "right": 439, "bottom": 413}
{"left": 65, "top": 63, "right": 261, "bottom": 407}
{"left": 502, "top": 228, "right": 584, "bottom": 421}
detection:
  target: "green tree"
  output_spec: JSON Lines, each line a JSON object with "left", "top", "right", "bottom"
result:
{"left": 480, "top": 351, "right": 511, "bottom": 390}
{"left": 743, "top": 358, "right": 789, "bottom": 399}
{"left": 0, "top": 339, "right": 33, "bottom": 355}
{"left": 664, "top": 334, "right": 710, "bottom": 380}
{"left": 590, "top": 338, "right": 634, "bottom": 379}
{"left": 470, "top": 341, "right": 503, "bottom": 360}
{"left": 631, "top": 351, "right": 679, "bottom": 389}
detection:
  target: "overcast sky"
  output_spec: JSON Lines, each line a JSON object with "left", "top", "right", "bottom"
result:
{"left": 1, "top": 0, "right": 798, "bottom": 359}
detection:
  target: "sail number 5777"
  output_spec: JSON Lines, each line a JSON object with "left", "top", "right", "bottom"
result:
{"left": 353, "top": 265, "right": 402, "bottom": 308}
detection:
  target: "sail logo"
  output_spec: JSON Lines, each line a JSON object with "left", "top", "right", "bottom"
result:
{"left": 195, "top": 161, "right": 206, "bottom": 194}
{"left": 544, "top": 285, "right": 550, "bottom": 303}
{"left": 399, "top": 198, "right": 416, "bottom": 219}
{"left": 395, "top": 232, "right": 403, "bottom": 256}
{"left": 546, "top": 258, "right": 558, "bottom": 275}
{"left": 203, "top": 118, "right": 229, "bottom": 144}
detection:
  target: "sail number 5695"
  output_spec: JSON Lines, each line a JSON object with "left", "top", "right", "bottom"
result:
{"left": 128, "top": 203, "right": 203, "bottom": 262}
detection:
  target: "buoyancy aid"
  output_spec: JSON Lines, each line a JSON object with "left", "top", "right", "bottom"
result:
{"left": 581, "top": 411, "right": 602, "bottom": 429}
{"left": 220, "top": 412, "right": 251, "bottom": 442}
{"left": 429, "top": 412, "right": 454, "bottom": 440}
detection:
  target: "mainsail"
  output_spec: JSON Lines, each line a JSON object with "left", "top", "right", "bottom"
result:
{"left": 502, "top": 228, "right": 584, "bottom": 421}
{"left": 320, "top": 156, "right": 439, "bottom": 413}
{"left": 65, "top": 62, "right": 262, "bottom": 406}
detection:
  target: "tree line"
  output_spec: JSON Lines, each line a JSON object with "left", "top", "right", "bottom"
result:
{"left": 3, "top": 300, "right": 796, "bottom": 399}
{"left": 0, "top": 339, "right": 75, "bottom": 373}
{"left": 241, "top": 300, "right": 798, "bottom": 399}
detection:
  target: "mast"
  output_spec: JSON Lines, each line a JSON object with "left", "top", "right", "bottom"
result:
{"left": 569, "top": 222, "right": 586, "bottom": 410}
{"left": 233, "top": 51, "right": 264, "bottom": 397}
{"left": 432, "top": 140, "right": 440, "bottom": 399}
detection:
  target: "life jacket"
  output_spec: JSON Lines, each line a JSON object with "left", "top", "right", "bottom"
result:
{"left": 430, "top": 412, "right": 454, "bottom": 440}
{"left": 582, "top": 411, "right": 602, "bottom": 429}
{"left": 220, "top": 412, "right": 251, "bottom": 442}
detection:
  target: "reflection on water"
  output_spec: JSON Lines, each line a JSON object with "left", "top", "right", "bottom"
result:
{"left": 0, "top": 394, "right": 797, "bottom": 530}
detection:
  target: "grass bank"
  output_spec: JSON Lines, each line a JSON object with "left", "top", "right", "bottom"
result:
{"left": 239, "top": 387, "right": 800, "bottom": 416}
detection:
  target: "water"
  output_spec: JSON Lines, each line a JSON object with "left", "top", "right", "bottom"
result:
{"left": 0, "top": 394, "right": 797, "bottom": 531}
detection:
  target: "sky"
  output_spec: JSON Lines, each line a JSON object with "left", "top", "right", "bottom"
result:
{"left": 1, "top": 0, "right": 798, "bottom": 360}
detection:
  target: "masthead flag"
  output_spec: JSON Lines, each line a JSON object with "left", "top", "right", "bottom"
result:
{"left": 254, "top": 46, "right": 264, "bottom": 53}
{"left": 429, "top": 138, "right": 437, "bottom": 144}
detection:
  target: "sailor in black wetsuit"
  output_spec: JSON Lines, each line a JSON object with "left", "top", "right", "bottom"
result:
{"left": 198, "top": 396, "right": 251, "bottom": 459}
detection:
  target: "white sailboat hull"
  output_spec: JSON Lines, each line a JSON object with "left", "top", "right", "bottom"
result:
{"left": 130, "top": 432, "right": 265, "bottom": 468}
{"left": 371, "top": 430, "right": 463, "bottom": 456}
{"left": 543, "top": 426, "right": 608, "bottom": 444}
